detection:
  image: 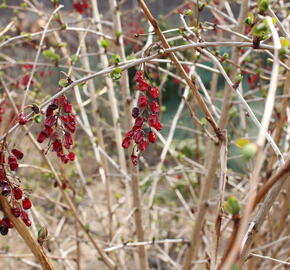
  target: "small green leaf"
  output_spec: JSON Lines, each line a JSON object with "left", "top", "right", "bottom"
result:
{"left": 235, "top": 138, "right": 251, "bottom": 148}
{"left": 235, "top": 74, "right": 243, "bottom": 83}
{"left": 100, "top": 39, "right": 109, "bottom": 49}
{"left": 257, "top": 0, "right": 269, "bottom": 12}
{"left": 71, "top": 55, "right": 78, "bottom": 64}
{"left": 34, "top": 114, "right": 43, "bottom": 123}
{"left": 58, "top": 78, "right": 68, "bottom": 87}
{"left": 244, "top": 12, "right": 254, "bottom": 25}
{"left": 43, "top": 48, "right": 60, "bottom": 62}
{"left": 110, "top": 67, "right": 122, "bottom": 81}
{"left": 115, "top": 30, "right": 122, "bottom": 39}
{"left": 224, "top": 196, "right": 240, "bottom": 215}
{"left": 184, "top": 9, "right": 193, "bottom": 16}
{"left": 110, "top": 54, "right": 121, "bottom": 64}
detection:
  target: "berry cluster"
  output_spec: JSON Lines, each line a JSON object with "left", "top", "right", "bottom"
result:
{"left": 122, "top": 71, "right": 162, "bottom": 165}
{"left": 37, "top": 94, "right": 76, "bottom": 164}
{"left": 73, "top": 0, "right": 89, "bottom": 14}
{"left": 0, "top": 147, "right": 32, "bottom": 235}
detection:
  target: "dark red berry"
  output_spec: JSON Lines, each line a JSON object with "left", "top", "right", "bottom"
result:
{"left": 44, "top": 115, "right": 56, "bottom": 127}
{"left": 0, "top": 224, "right": 8, "bottom": 235}
{"left": 53, "top": 139, "right": 62, "bottom": 152}
{"left": 138, "top": 79, "right": 149, "bottom": 91}
{"left": 37, "top": 131, "right": 46, "bottom": 143}
{"left": 2, "top": 217, "right": 13, "bottom": 229}
{"left": 21, "top": 211, "right": 31, "bottom": 227}
{"left": 11, "top": 149, "right": 24, "bottom": 160}
{"left": 22, "top": 197, "right": 32, "bottom": 210}
{"left": 63, "top": 100, "right": 72, "bottom": 113}
{"left": 46, "top": 108, "right": 54, "bottom": 117}
{"left": 8, "top": 155, "right": 18, "bottom": 171}
{"left": 43, "top": 126, "right": 54, "bottom": 137}
{"left": 60, "top": 155, "right": 69, "bottom": 164}
{"left": 1, "top": 182, "right": 11, "bottom": 196}
{"left": 13, "top": 187, "right": 23, "bottom": 200}
{"left": 64, "top": 132, "right": 73, "bottom": 149}
{"left": 132, "top": 107, "right": 140, "bottom": 118}
{"left": 11, "top": 207, "right": 21, "bottom": 218}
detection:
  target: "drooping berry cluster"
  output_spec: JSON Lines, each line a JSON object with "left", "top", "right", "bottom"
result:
{"left": 0, "top": 147, "right": 32, "bottom": 235}
{"left": 37, "top": 95, "right": 76, "bottom": 164}
{"left": 122, "top": 71, "right": 162, "bottom": 165}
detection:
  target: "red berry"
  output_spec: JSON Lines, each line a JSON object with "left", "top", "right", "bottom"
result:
{"left": 63, "top": 100, "right": 72, "bottom": 113}
{"left": 11, "top": 207, "right": 21, "bottom": 218}
{"left": 133, "top": 129, "right": 145, "bottom": 144}
{"left": 60, "top": 155, "right": 69, "bottom": 164}
{"left": 13, "top": 187, "right": 23, "bottom": 200}
{"left": 22, "top": 197, "right": 32, "bottom": 210}
{"left": 8, "top": 156, "right": 18, "bottom": 171}
{"left": 122, "top": 137, "right": 131, "bottom": 149}
{"left": 2, "top": 217, "right": 13, "bottom": 229}
{"left": 44, "top": 115, "right": 56, "bottom": 127}
{"left": 134, "top": 71, "right": 143, "bottom": 81}
{"left": 137, "top": 94, "right": 148, "bottom": 109}
{"left": 134, "top": 117, "right": 144, "bottom": 128}
{"left": 148, "top": 114, "right": 159, "bottom": 127}
{"left": 18, "top": 113, "right": 27, "bottom": 125}
{"left": 150, "top": 101, "right": 160, "bottom": 113}
{"left": 138, "top": 79, "right": 149, "bottom": 91}
{"left": 11, "top": 149, "right": 24, "bottom": 160}
{"left": 43, "top": 126, "right": 54, "bottom": 137}
{"left": 46, "top": 108, "right": 54, "bottom": 117}
{"left": 21, "top": 211, "right": 32, "bottom": 227}
{"left": 125, "top": 130, "right": 134, "bottom": 138}
{"left": 53, "top": 139, "right": 62, "bottom": 152}
{"left": 148, "top": 131, "right": 156, "bottom": 143}
{"left": 64, "top": 122, "right": 76, "bottom": 133}
{"left": 37, "top": 131, "right": 46, "bottom": 143}
{"left": 149, "top": 86, "right": 159, "bottom": 99}
{"left": 68, "top": 152, "right": 75, "bottom": 161}
{"left": 138, "top": 140, "right": 148, "bottom": 151}
{"left": 131, "top": 155, "right": 138, "bottom": 166}
{"left": 155, "top": 121, "right": 163, "bottom": 131}
{"left": 64, "top": 132, "right": 73, "bottom": 148}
